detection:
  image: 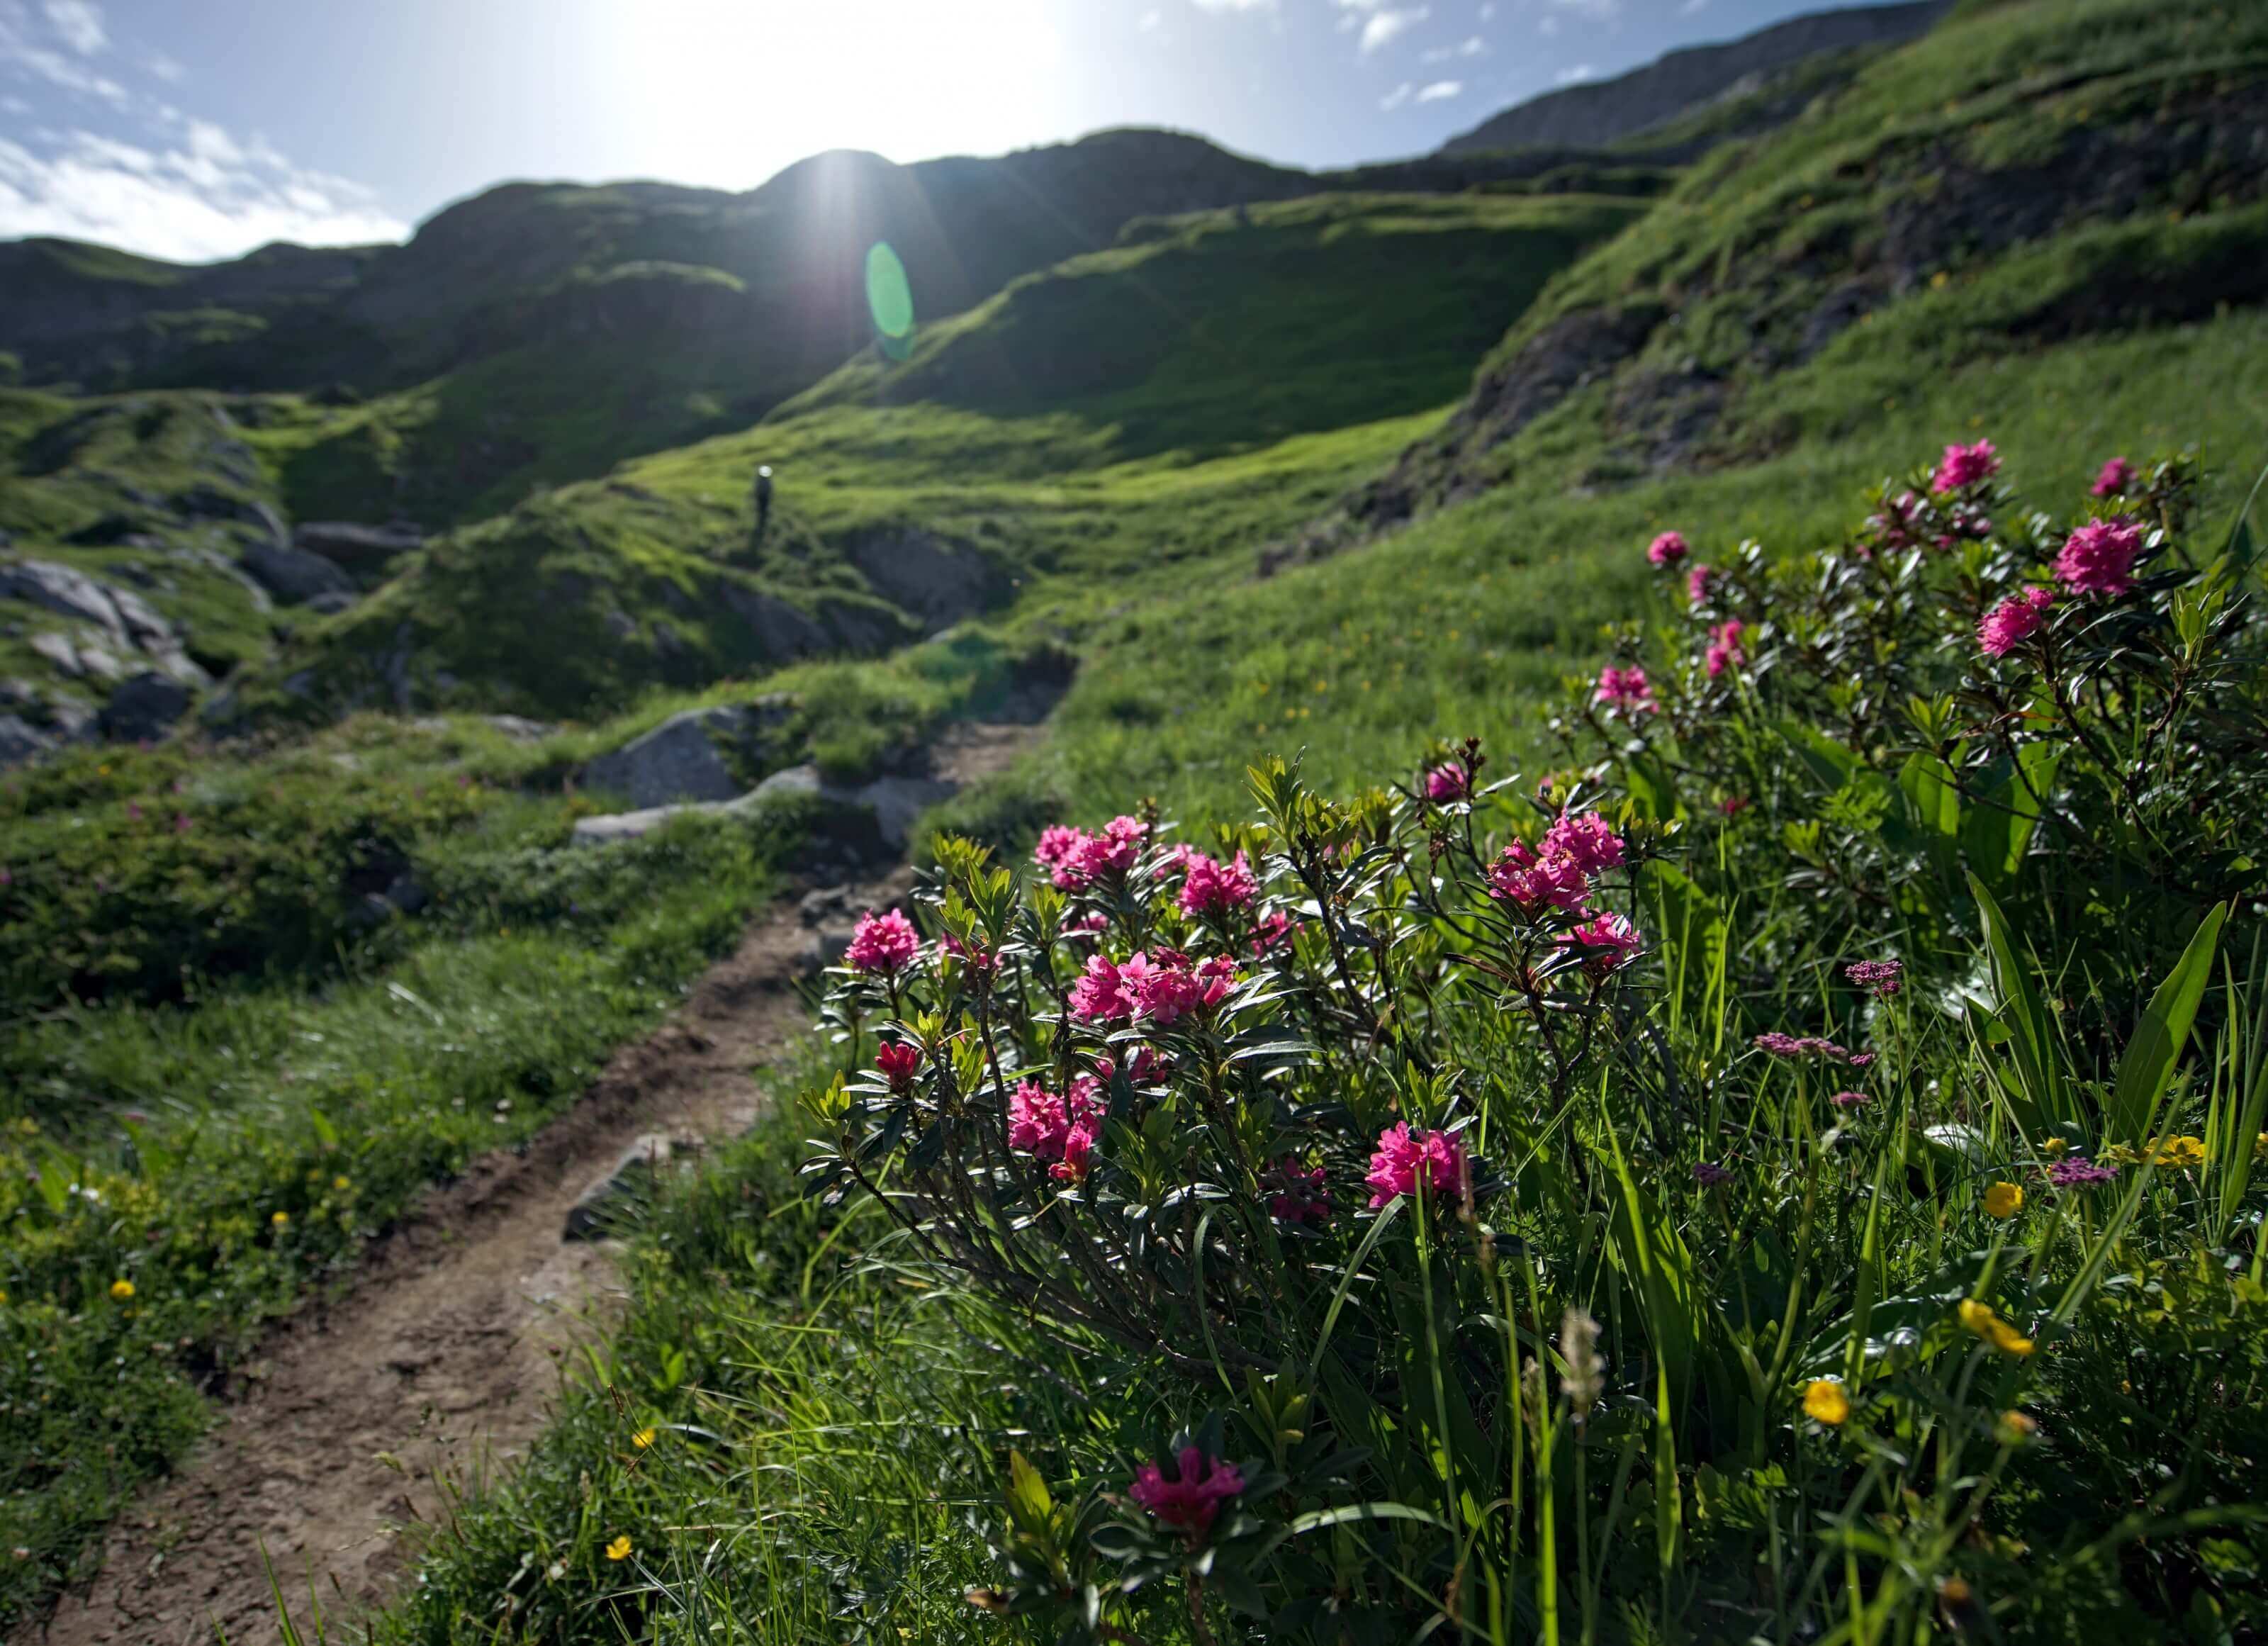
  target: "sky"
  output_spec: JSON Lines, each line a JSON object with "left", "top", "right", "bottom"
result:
{"left": 3, "top": 0, "right": 1877, "bottom": 264}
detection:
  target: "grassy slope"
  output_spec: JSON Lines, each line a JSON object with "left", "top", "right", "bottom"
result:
{"left": 241, "top": 194, "right": 1640, "bottom": 722}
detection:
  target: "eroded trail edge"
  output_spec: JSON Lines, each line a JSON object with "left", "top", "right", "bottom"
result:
{"left": 30, "top": 722, "right": 1038, "bottom": 1646}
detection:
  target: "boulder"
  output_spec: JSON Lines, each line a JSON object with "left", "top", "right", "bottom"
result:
{"left": 841, "top": 527, "right": 1002, "bottom": 629}
{"left": 563, "top": 1133, "right": 698, "bottom": 1240}
{"left": 583, "top": 707, "right": 745, "bottom": 808}
{"left": 293, "top": 522, "right": 423, "bottom": 563}
{"left": 718, "top": 583, "right": 829, "bottom": 659}
{"left": 855, "top": 773, "right": 956, "bottom": 850}
{"left": 305, "top": 590, "right": 359, "bottom": 616}
{"left": 28, "top": 632, "right": 81, "bottom": 676}
{"left": 242, "top": 540, "right": 356, "bottom": 605}
{"left": 0, "top": 559, "right": 128, "bottom": 642}
{"left": 99, "top": 671, "right": 193, "bottom": 743}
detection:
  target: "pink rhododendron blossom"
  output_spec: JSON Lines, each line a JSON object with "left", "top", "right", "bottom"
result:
{"left": 1977, "top": 586, "right": 2055, "bottom": 657}
{"left": 1366, "top": 1123, "right": 1469, "bottom": 1207}
{"left": 1095, "top": 1046, "right": 1169, "bottom": 1086}
{"left": 1121, "top": 950, "right": 1238, "bottom": 1027}
{"left": 1561, "top": 912, "right": 1644, "bottom": 975}
{"left": 1865, "top": 490, "right": 1925, "bottom": 554}
{"left": 1544, "top": 813, "right": 1625, "bottom": 875}
{"left": 1033, "top": 825, "right": 1084, "bottom": 883}
{"left": 1264, "top": 1157, "right": 1330, "bottom": 1226}
{"left": 1933, "top": 440, "right": 1999, "bottom": 494}
{"left": 1034, "top": 816, "right": 1150, "bottom": 890}
{"left": 1486, "top": 840, "right": 1591, "bottom": 916}
{"left": 1686, "top": 564, "right": 1716, "bottom": 605}
{"left": 1720, "top": 795, "right": 1751, "bottom": 817}
{"left": 939, "top": 931, "right": 999, "bottom": 976}
{"left": 2091, "top": 456, "right": 2135, "bottom": 498}
{"left": 1647, "top": 530, "right": 1690, "bottom": 568}
{"left": 1251, "top": 909, "right": 1299, "bottom": 957}
{"left": 1178, "top": 849, "right": 1259, "bottom": 918}
{"left": 1069, "top": 954, "right": 1132, "bottom": 1024}
{"left": 873, "top": 1041, "right": 922, "bottom": 1092}
{"left": 846, "top": 909, "right": 920, "bottom": 975}
{"left": 1129, "top": 1447, "right": 1245, "bottom": 1537}
{"left": 1008, "top": 1076, "right": 1103, "bottom": 1182}
{"left": 2055, "top": 518, "right": 2143, "bottom": 597}
{"left": 1593, "top": 666, "right": 1657, "bottom": 717}
{"left": 1424, "top": 763, "right": 1470, "bottom": 802}
{"left": 1705, "top": 619, "right": 1747, "bottom": 679}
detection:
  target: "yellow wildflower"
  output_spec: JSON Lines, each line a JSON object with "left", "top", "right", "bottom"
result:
{"left": 605, "top": 1535, "right": 633, "bottom": 1562}
{"left": 271, "top": 1211, "right": 289, "bottom": 1228}
{"left": 2040, "top": 1137, "right": 2070, "bottom": 1159}
{"left": 1983, "top": 1182, "right": 2023, "bottom": 1219}
{"left": 1802, "top": 1379, "right": 1851, "bottom": 1426}
{"left": 632, "top": 1427, "right": 657, "bottom": 1450}
{"left": 2255, "top": 1131, "right": 2268, "bottom": 1163}
{"left": 334, "top": 1176, "right": 351, "bottom": 1192}
{"left": 1997, "top": 1410, "right": 2038, "bottom": 1444}
{"left": 1959, "top": 1299, "right": 2035, "bottom": 1357}
{"left": 2102, "top": 1143, "right": 2143, "bottom": 1166}
{"left": 108, "top": 1279, "right": 135, "bottom": 1301}
{"left": 2150, "top": 1135, "right": 2206, "bottom": 1170}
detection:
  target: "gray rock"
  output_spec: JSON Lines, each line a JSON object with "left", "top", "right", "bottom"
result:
{"left": 799, "top": 924, "right": 858, "bottom": 978}
{"left": 563, "top": 1133, "right": 697, "bottom": 1240}
{"left": 583, "top": 708, "right": 748, "bottom": 808}
{"left": 718, "top": 584, "right": 829, "bottom": 659}
{"left": 383, "top": 873, "right": 431, "bottom": 916}
{"left": 242, "top": 540, "right": 356, "bottom": 605}
{"left": 99, "top": 671, "right": 193, "bottom": 742}
{"left": 748, "top": 762, "right": 826, "bottom": 805}
{"left": 799, "top": 885, "right": 850, "bottom": 926}
{"left": 856, "top": 774, "right": 956, "bottom": 849}
{"left": 841, "top": 527, "right": 1001, "bottom": 629}
{"left": 0, "top": 713, "right": 54, "bottom": 767}
{"left": 294, "top": 522, "right": 422, "bottom": 563}
{"left": 106, "top": 586, "right": 174, "bottom": 649}
{"left": 29, "top": 632, "right": 80, "bottom": 676}
{"left": 74, "top": 643, "right": 125, "bottom": 683}
{"left": 0, "top": 559, "right": 127, "bottom": 642}
{"left": 485, "top": 715, "right": 554, "bottom": 740}
{"left": 305, "top": 590, "right": 359, "bottom": 616}
{"left": 568, "top": 802, "right": 700, "bottom": 845}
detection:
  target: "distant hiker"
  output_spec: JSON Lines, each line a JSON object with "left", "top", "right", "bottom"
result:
{"left": 753, "top": 464, "right": 775, "bottom": 540}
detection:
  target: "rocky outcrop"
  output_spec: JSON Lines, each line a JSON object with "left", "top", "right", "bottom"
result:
{"left": 841, "top": 527, "right": 1003, "bottom": 630}
{"left": 568, "top": 760, "right": 938, "bottom": 855}
{"left": 294, "top": 522, "right": 424, "bottom": 564}
{"left": 580, "top": 697, "right": 795, "bottom": 809}
{"left": 242, "top": 541, "right": 357, "bottom": 605}
{"left": 1, "top": 556, "right": 210, "bottom": 688}
{"left": 97, "top": 671, "right": 193, "bottom": 742}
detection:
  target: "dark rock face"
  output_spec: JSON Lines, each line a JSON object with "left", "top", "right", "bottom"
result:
{"left": 840, "top": 527, "right": 1002, "bottom": 630}
{"left": 1441, "top": 0, "right": 1950, "bottom": 155}
{"left": 294, "top": 522, "right": 425, "bottom": 563}
{"left": 98, "top": 671, "right": 192, "bottom": 742}
{"left": 242, "top": 541, "right": 357, "bottom": 605}
{"left": 0, "top": 713, "right": 55, "bottom": 767}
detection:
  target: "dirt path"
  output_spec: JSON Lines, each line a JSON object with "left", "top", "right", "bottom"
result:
{"left": 28, "top": 721, "right": 1039, "bottom": 1646}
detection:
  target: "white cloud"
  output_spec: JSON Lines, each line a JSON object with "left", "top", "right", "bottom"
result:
{"left": 143, "top": 50, "right": 182, "bottom": 82}
{"left": 1537, "top": 14, "right": 1559, "bottom": 35}
{"left": 0, "top": 124, "right": 406, "bottom": 261}
{"left": 1553, "top": 62, "right": 1595, "bottom": 83}
{"left": 1358, "top": 5, "right": 1427, "bottom": 52}
{"left": 1680, "top": 0, "right": 1707, "bottom": 10}
{"left": 1422, "top": 33, "right": 1486, "bottom": 61}
{"left": 1548, "top": 0, "right": 1621, "bottom": 17}
{"left": 1379, "top": 80, "right": 1413, "bottom": 110}
{"left": 1478, "top": 0, "right": 1495, "bottom": 15}
{"left": 1415, "top": 79, "right": 1461, "bottom": 101}
{"left": 0, "top": 0, "right": 121, "bottom": 102}
{"left": 1188, "top": 0, "right": 1274, "bottom": 9}
{"left": 43, "top": 0, "right": 102, "bottom": 54}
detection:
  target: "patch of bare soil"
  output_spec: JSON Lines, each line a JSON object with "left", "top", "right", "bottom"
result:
{"left": 26, "top": 722, "right": 1042, "bottom": 1646}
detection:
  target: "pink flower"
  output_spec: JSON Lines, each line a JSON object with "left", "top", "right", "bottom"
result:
{"left": 2091, "top": 456, "right": 2134, "bottom": 498}
{"left": 1486, "top": 839, "right": 1590, "bottom": 916}
{"left": 1544, "top": 812, "right": 1624, "bottom": 875}
{"left": 1034, "top": 816, "right": 1150, "bottom": 890}
{"left": 1848, "top": 1051, "right": 1877, "bottom": 1070}
{"left": 1593, "top": 666, "right": 1657, "bottom": 717}
{"left": 1560, "top": 911, "right": 1643, "bottom": 976}
{"left": 1685, "top": 563, "right": 1715, "bottom": 605}
{"left": 1719, "top": 795, "right": 1750, "bottom": 817}
{"left": 1753, "top": 1032, "right": 1849, "bottom": 1060}
{"left": 1705, "top": 619, "right": 1746, "bottom": 679}
{"left": 1423, "top": 763, "right": 1469, "bottom": 802}
{"left": 1933, "top": 439, "right": 1999, "bottom": 494}
{"left": 1366, "top": 1122, "right": 1469, "bottom": 1207}
{"left": 1034, "top": 824, "right": 1087, "bottom": 888}
{"left": 1977, "top": 586, "right": 2054, "bottom": 657}
{"left": 1009, "top": 1075, "right": 1104, "bottom": 1182}
{"left": 1865, "top": 491, "right": 1925, "bottom": 554}
{"left": 874, "top": 1041, "right": 923, "bottom": 1092}
{"left": 1251, "top": 909, "right": 1298, "bottom": 958}
{"left": 1264, "top": 1156, "right": 1330, "bottom": 1226}
{"left": 1647, "top": 530, "right": 1689, "bottom": 568}
{"left": 1830, "top": 1090, "right": 1870, "bottom": 1109}
{"left": 2045, "top": 1155, "right": 2119, "bottom": 1187}
{"left": 1129, "top": 1447, "right": 1245, "bottom": 1538}
{"left": 1069, "top": 954, "right": 1132, "bottom": 1024}
{"left": 939, "top": 930, "right": 999, "bottom": 976}
{"left": 2055, "top": 517, "right": 2143, "bottom": 597}
{"left": 173, "top": 813, "right": 191, "bottom": 834}
{"left": 1095, "top": 1046, "right": 1168, "bottom": 1085}
{"left": 1694, "top": 1161, "right": 1736, "bottom": 1188}
{"left": 1122, "top": 951, "right": 1237, "bottom": 1027}
{"left": 846, "top": 909, "right": 920, "bottom": 975}
{"left": 1843, "top": 958, "right": 1904, "bottom": 997}
{"left": 1177, "top": 849, "right": 1259, "bottom": 919}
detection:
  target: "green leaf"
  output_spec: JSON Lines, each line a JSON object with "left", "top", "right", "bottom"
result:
{"left": 1005, "top": 1450, "right": 1055, "bottom": 1540}
{"left": 1286, "top": 1501, "right": 1450, "bottom": 1535}
{"left": 2105, "top": 902, "right": 2227, "bottom": 1146}
{"left": 1602, "top": 1119, "right": 1700, "bottom": 1402}
{"left": 1959, "top": 744, "right": 2062, "bottom": 891}
{"left": 1967, "top": 872, "right": 2061, "bottom": 1131}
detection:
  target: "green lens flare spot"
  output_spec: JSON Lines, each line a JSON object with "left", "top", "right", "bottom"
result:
{"left": 865, "top": 242, "right": 915, "bottom": 345}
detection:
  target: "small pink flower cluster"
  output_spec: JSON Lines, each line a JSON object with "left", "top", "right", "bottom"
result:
{"left": 2055, "top": 517, "right": 2143, "bottom": 598}
{"left": 1562, "top": 911, "right": 1644, "bottom": 976}
{"left": 1685, "top": 563, "right": 1717, "bottom": 605}
{"left": 1251, "top": 908, "right": 1298, "bottom": 957}
{"left": 2045, "top": 1155, "right": 2120, "bottom": 1187}
{"left": 1094, "top": 1046, "right": 1168, "bottom": 1085}
{"left": 1977, "top": 586, "right": 2055, "bottom": 658}
{"left": 2091, "top": 455, "right": 2135, "bottom": 498}
{"left": 1705, "top": 619, "right": 1746, "bottom": 679}
{"left": 873, "top": 1041, "right": 922, "bottom": 1091}
{"left": 1366, "top": 1122, "right": 1468, "bottom": 1207}
{"left": 1933, "top": 439, "right": 2000, "bottom": 494}
{"left": 1129, "top": 1446, "right": 1245, "bottom": 1537}
{"left": 1423, "top": 763, "right": 1471, "bottom": 802}
{"left": 846, "top": 909, "right": 921, "bottom": 975}
{"left": 1009, "top": 1075, "right": 1103, "bottom": 1182}
{"left": 939, "top": 930, "right": 1000, "bottom": 976}
{"left": 1034, "top": 815, "right": 1150, "bottom": 890}
{"left": 1693, "top": 1161, "right": 1736, "bottom": 1188}
{"left": 1070, "top": 950, "right": 1237, "bottom": 1027}
{"left": 1593, "top": 665, "right": 1657, "bottom": 717}
{"left": 1843, "top": 958, "right": 1904, "bottom": 997}
{"left": 1753, "top": 1031, "right": 1851, "bottom": 1060}
{"left": 1865, "top": 490, "right": 1926, "bottom": 555}
{"left": 1647, "top": 530, "right": 1690, "bottom": 568}
{"left": 1830, "top": 1090, "right": 1870, "bottom": 1109}
{"left": 1264, "top": 1156, "right": 1330, "bottom": 1226}
{"left": 1175, "top": 848, "right": 1259, "bottom": 918}
{"left": 1487, "top": 812, "right": 1626, "bottom": 924}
